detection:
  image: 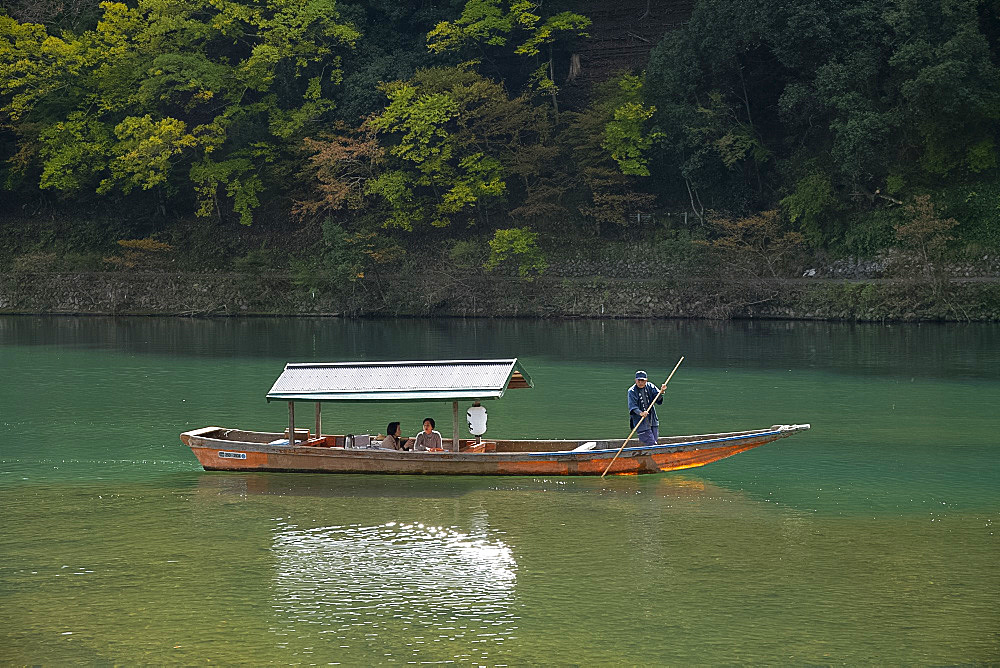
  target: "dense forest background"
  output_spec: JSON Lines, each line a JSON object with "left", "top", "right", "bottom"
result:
{"left": 2, "top": 0, "right": 999, "bottom": 291}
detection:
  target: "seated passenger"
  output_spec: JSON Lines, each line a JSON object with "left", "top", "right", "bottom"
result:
{"left": 382, "top": 422, "right": 410, "bottom": 450}
{"left": 412, "top": 417, "right": 443, "bottom": 451}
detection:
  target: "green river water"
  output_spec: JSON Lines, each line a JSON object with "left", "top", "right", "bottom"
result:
{"left": 1, "top": 316, "right": 998, "bottom": 665}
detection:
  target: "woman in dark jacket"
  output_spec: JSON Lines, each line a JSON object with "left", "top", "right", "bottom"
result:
{"left": 382, "top": 422, "right": 410, "bottom": 450}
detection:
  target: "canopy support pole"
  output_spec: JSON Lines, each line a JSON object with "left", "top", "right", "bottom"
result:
{"left": 452, "top": 401, "right": 459, "bottom": 452}
{"left": 288, "top": 401, "right": 295, "bottom": 444}
{"left": 315, "top": 402, "right": 322, "bottom": 439}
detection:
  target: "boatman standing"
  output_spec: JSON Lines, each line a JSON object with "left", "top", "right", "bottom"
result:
{"left": 628, "top": 370, "right": 667, "bottom": 446}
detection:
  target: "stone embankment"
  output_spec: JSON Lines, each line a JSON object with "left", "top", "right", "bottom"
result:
{"left": 2, "top": 271, "right": 999, "bottom": 321}
{"left": 800, "top": 252, "right": 1000, "bottom": 279}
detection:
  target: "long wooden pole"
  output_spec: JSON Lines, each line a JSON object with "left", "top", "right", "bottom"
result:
{"left": 601, "top": 356, "right": 684, "bottom": 478}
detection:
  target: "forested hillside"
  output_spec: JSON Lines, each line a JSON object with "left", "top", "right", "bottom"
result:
{"left": 2, "top": 0, "right": 999, "bottom": 293}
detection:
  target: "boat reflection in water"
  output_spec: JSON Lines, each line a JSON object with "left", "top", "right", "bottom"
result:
{"left": 268, "top": 518, "right": 518, "bottom": 658}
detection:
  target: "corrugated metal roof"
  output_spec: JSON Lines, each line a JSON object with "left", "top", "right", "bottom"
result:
{"left": 266, "top": 359, "right": 533, "bottom": 403}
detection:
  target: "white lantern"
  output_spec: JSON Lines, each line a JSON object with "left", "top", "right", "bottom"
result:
{"left": 467, "top": 404, "right": 487, "bottom": 436}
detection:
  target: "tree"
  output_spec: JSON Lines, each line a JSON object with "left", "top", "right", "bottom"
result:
{"left": 425, "top": 0, "right": 589, "bottom": 115}
{"left": 699, "top": 209, "right": 805, "bottom": 279}
{"left": 363, "top": 65, "right": 539, "bottom": 231}
{"left": 295, "top": 124, "right": 383, "bottom": 220}
{"left": 557, "top": 75, "right": 657, "bottom": 237}
{"left": 645, "top": 0, "right": 1000, "bottom": 252}
{"left": 894, "top": 194, "right": 958, "bottom": 290}
{"left": 332, "top": 0, "right": 454, "bottom": 124}
{"left": 645, "top": 1, "right": 779, "bottom": 222}
{"left": 780, "top": 169, "right": 840, "bottom": 246}
{"left": 601, "top": 74, "right": 661, "bottom": 177}
{"left": 0, "top": 0, "right": 360, "bottom": 224}
{"left": 484, "top": 226, "right": 547, "bottom": 279}
{"left": 886, "top": 0, "right": 1000, "bottom": 177}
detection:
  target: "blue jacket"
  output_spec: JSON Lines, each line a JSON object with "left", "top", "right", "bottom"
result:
{"left": 628, "top": 382, "right": 663, "bottom": 430}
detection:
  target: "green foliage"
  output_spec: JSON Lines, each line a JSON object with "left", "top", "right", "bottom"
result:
{"left": 364, "top": 65, "right": 537, "bottom": 230}
{"left": 1, "top": 0, "right": 359, "bottom": 223}
{"left": 514, "top": 10, "right": 591, "bottom": 58}
{"left": 0, "top": 215, "right": 139, "bottom": 267}
{"left": 190, "top": 158, "right": 264, "bottom": 226}
{"left": 427, "top": 0, "right": 589, "bottom": 58}
{"left": 4, "top": 0, "right": 1000, "bottom": 269}
{"left": 484, "top": 227, "right": 547, "bottom": 279}
{"left": 967, "top": 139, "right": 998, "bottom": 174}
{"left": 645, "top": 0, "right": 1000, "bottom": 246}
{"left": 37, "top": 112, "right": 112, "bottom": 191}
{"left": 942, "top": 181, "right": 1000, "bottom": 251}
{"left": 601, "top": 74, "right": 660, "bottom": 177}
{"left": 290, "top": 256, "right": 331, "bottom": 295}
{"left": 780, "top": 171, "right": 838, "bottom": 246}
{"left": 519, "top": 74, "right": 661, "bottom": 237}
{"left": 426, "top": 0, "right": 527, "bottom": 52}
{"left": 291, "top": 217, "right": 405, "bottom": 294}
{"left": 644, "top": 0, "right": 776, "bottom": 215}
{"left": 887, "top": 0, "right": 1000, "bottom": 177}
{"left": 839, "top": 209, "right": 901, "bottom": 257}
{"left": 98, "top": 115, "right": 207, "bottom": 195}
{"left": 812, "top": 281, "right": 887, "bottom": 317}
{"left": 426, "top": 0, "right": 588, "bottom": 108}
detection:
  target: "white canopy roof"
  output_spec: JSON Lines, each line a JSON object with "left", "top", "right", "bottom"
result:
{"left": 265, "top": 359, "right": 533, "bottom": 403}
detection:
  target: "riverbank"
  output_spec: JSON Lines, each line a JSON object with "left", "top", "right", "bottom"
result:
{"left": 4, "top": 271, "right": 1000, "bottom": 321}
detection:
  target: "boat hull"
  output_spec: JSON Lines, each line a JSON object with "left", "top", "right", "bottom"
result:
{"left": 180, "top": 425, "right": 809, "bottom": 476}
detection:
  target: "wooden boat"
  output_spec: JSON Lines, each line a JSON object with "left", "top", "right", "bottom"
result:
{"left": 180, "top": 359, "right": 810, "bottom": 476}
{"left": 181, "top": 424, "right": 810, "bottom": 476}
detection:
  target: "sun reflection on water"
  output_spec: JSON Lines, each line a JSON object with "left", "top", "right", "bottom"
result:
{"left": 268, "top": 519, "right": 518, "bottom": 661}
